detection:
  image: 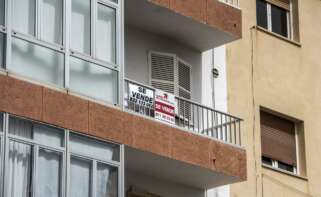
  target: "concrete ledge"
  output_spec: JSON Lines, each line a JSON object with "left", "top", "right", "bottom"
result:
{"left": 149, "top": 0, "right": 242, "bottom": 39}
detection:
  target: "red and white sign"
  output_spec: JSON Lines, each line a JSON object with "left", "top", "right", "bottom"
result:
{"left": 155, "top": 89, "right": 176, "bottom": 124}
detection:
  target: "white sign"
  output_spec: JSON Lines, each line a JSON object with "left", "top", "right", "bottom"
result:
{"left": 155, "top": 89, "right": 176, "bottom": 124}
{"left": 128, "top": 83, "right": 154, "bottom": 109}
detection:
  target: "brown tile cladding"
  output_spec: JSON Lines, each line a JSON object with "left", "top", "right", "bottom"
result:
{"left": 149, "top": 0, "right": 242, "bottom": 38}
{"left": 0, "top": 74, "right": 246, "bottom": 180}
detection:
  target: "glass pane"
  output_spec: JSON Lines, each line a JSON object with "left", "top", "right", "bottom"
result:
{"left": 271, "top": 4, "right": 288, "bottom": 37}
{"left": 70, "top": 157, "right": 91, "bottom": 197}
{"left": 11, "top": 37, "right": 64, "bottom": 87}
{"left": 0, "top": 113, "right": 3, "bottom": 132}
{"left": 12, "top": 0, "right": 36, "bottom": 36}
{"left": 71, "top": 0, "right": 91, "bottom": 54}
{"left": 0, "top": 32, "right": 5, "bottom": 68}
{"left": 0, "top": 0, "right": 4, "bottom": 26}
{"left": 278, "top": 161, "right": 295, "bottom": 173}
{"left": 97, "top": 163, "right": 118, "bottom": 197}
{"left": 256, "top": 0, "right": 267, "bottom": 29}
{"left": 69, "top": 57, "right": 118, "bottom": 104}
{"left": 9, "top": 116, "right": 33, "bottom": 139}
{"left": 70, "top": 133, "right": 119, "bottom": 162}
{"left": 41, "top": 0, "right": 63, "bottom": 45}
{"left": 8, "top": 141, "right": 33, "bottom": 197}
{"left": 33, "top": 124, "right": 64, "bottom": 147}
{"left": 96, "top": 4, "right": 116, "bottom": 64}
{"left": 37, "top": 149, "right": 62, "bottom": 197}
{"left": 9, "top": 116, "right": 64, "bottom": 147}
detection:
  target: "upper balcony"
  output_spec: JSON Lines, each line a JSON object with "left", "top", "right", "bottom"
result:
{"left": 126, "top": 0, "right": 242, "bottom": 51}
{"left": 0, "top": 0, "right": 245, "bottom": 193}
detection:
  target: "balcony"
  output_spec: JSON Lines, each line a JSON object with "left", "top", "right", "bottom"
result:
{"left": 124, "top": 79, "right": 243, "bottom": 147}
{"left": 126, "top": 0, "right": 242, "bottom": 51}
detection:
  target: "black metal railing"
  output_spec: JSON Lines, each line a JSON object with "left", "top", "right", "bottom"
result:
{"left": 124, "top": 79, "right": 243, "bottom": 146}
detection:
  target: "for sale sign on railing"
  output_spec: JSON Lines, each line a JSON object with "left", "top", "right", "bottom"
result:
{"left": 128, "top": 83, "right": 154, "bottom": 109}
{"left": 155, "top": 89, "right": 176, "bottom": 124}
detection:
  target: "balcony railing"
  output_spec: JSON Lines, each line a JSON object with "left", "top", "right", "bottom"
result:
{"left": 218, "top": 0, "right": 240, "bottom": 9}
{"left": 124, "top": 79, "right": 243, "bottom": 147}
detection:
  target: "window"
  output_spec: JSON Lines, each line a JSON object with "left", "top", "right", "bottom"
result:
{"left": 0, "top": 32, "right": 5, "bottom": 68}
{"left": 0, "top": 113, "right": 3, "bottom": 197}
{"left": 70, "top": 0, "right": 118, "bottom": 103}
{"left": 256, "top": 0, "right": 291, "bottom": 38}
{"left": 0, "top": 0, "right": 4, "bottom": 27}
{"left": 6, "top": 116, "right": 65, "bottom": 197}
{"left": 149, "top": 51, "right": 192, "bottom": 120}
{"left": 69, "top": 56, "right": 118, "bottom": 104}
{"left": 71, "top": 0, "right": 116, "bottom": 64}
{"left": 260, "top": 110, "right": 300, "bottom": 174}
{"left": 149, "top": 51, "right": 191, "bottom": 100}
{"left": 0, "top": 114, "right": 122, "bottom": 197}
{"left": 0, "top": 0, "right": 5, "bottom": 69}
{"left": 11, "top": 0, "right": 64, "bottom": 87}
{"left": 69, "top": 133, "right": 119, "bottom": 197}
{"left": 2, "top": 0, "right": 122, "bottom": 104}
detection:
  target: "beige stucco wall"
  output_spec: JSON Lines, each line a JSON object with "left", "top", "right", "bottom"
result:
{"left": 226, "top": 0, "right": 321, "bottom": 196}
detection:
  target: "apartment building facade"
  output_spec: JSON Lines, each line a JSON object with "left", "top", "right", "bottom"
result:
{"left": 227, "top": 0, "right": 321, "bottom": 196}
{"left": 0, "top": 1, "right": 247, "bottom": 197}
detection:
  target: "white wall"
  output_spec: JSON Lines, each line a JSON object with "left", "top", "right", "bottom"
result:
{"left": 126, "top": 170, "right": 205, "bottom": 197}
{"left": 125, "top": 26, "right": 202, "bottom": 102}
{"left": 201, "top": 46, "right": 230, "bottom": 197}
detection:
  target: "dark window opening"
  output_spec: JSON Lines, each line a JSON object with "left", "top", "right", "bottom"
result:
{"left": 278, "top": 161, "right": 295, "bottom": 173}
{"left": 262, "top": 156, "right": 273, "bottom": 166}
{"left": 271, "top": 4, "right": 288, "bottom": 37}
{"left": 256, "top": 0, "right": 268, "bottom": 29}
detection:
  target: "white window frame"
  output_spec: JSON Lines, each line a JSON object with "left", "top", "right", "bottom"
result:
{"left": 2, "top": 0, "right": 124, "bottom": 106}
{"left": 67, "top": 132, "right": 122, "bottom": 197}
{"left": 259, "top": 0, "right": 293, "bottom": 40}
{"left": 0, "top": 113, "right": 124, "bottom": 197}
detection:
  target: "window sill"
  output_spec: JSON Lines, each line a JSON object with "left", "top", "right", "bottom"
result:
{"left": 262, "top": 164, "right": 308, "bottom": 181}
{"left": 254, "top": 26, "right": 302, "bottom": 48}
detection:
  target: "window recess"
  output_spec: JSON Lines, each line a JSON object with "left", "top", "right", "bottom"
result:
{"left": 260, "top": 111, "right": 299, "bottom": 174}
{"left": 256, "top": 0, "right": 294, "bottom": 39}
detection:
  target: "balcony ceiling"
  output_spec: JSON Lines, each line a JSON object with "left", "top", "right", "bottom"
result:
{"left": 125, "top": 147, "right": 241, "bottom": 189}
{"left": 125, "top": 0, "right": 238, "bottom": 52}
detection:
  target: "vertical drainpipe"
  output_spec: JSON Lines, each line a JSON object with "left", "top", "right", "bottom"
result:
{"left": 212, "top": 49, "right": 216, "bottom": 109}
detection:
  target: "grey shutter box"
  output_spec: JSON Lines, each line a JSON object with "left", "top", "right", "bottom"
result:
{"left": 266, "top": 0, "right": 290, "bottom": 10}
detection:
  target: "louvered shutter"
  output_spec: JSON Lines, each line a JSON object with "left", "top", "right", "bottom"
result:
{"left": 260, "top": 111, "right": 297, "bottom": 166}
{"left": 177, "top": 58, "right": 191, "bottom": 120}
{"left": 266, "top": 0, "right": 290, "bottom": 10}
{"left": 149, "top": 51, "right": 175, "bottom": 94}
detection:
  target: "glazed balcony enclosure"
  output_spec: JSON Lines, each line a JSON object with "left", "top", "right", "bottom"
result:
{"left": 0, "top": 0, "right": 245, "bottom": 197}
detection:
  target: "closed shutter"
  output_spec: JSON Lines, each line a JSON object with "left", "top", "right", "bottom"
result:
{"left": 149, "top": 51, "right": 175, "bottom": 94}
{"left": 260, "top": 111, "right": 297, "bottom": 166}
{"left": 266, "top": 0, "right": 290, "bottom": 10}
{"left": 177, "top": 59, "right": 191, "bottom": 120}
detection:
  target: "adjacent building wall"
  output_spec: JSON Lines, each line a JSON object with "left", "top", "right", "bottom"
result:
{"left": 125, "top": 25, "right": 202, "bottom": 102}
{"left": 227, "top": 0, "right": 321, "bottom": 196}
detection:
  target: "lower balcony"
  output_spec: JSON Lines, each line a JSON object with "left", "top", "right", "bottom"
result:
{"left": 124, "top": 79, "right": 243, "bottom": 147}
{"left": 0, "top": 73, "right": 246, "bottom": 191}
